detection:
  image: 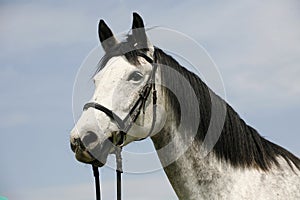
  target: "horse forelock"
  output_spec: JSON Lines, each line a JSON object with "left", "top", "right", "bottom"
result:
{"left": 95, "top": 33, "right": 150, "bottom": 76}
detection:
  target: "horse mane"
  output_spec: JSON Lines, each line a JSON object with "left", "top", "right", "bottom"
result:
{"left": 153, "top": 47, "right": 300, "bottom": 172}
{"left": 96, "top": 32, "right": 300, "bottom": 171}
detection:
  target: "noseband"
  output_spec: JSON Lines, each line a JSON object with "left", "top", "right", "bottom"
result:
{"left": 83, "top": 52, "right": 157, "bottom": 200}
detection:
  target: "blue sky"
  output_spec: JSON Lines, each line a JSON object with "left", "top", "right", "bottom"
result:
{"left": 1, "top": 0, "right": 299, "bottom": 199}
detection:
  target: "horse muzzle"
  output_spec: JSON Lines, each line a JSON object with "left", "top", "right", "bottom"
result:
{"left": 70, "top": 134, "right": 114, "bottom": 167}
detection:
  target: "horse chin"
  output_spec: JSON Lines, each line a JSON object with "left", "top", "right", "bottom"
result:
{"left": 74, "top": 138, "right": 113, "bottom": 168}
{"left": 75, "top": 150, "right": 107, "bottom": 167}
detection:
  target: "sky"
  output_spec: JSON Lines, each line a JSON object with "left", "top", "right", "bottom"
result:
{"left": 1, "top": 0, "right": 299, "bottom": 199}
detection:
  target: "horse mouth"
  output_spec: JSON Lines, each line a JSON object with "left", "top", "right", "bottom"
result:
{"left": 71, "top": 137, "right": 113, "bottom": 167}
{"left": 74, "top": 148, "right": 107, "bottom": 167}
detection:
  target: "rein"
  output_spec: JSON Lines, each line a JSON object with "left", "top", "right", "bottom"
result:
{"left": 83, "top": 52, "right": 157, "bottom": 200}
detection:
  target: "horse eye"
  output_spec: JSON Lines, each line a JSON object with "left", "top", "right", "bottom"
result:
{"left": 127, "top": 71, "right": 143, "bottom": 82}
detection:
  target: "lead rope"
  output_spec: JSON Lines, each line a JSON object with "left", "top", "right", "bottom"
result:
{"left": 92, "top": 148, "right": 123, "bottom": 200}
{"left": 115, "top": 147, "right": 123, "bottom": 200}
{"left": 92, "top": 165, "right": 101, "bottom": 200}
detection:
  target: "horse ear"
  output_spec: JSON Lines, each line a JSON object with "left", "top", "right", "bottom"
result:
{"left": 131, "top": 12, "right": 148, "bottom": 48}
{"left": 98, "top": 19, "right": 119, "bottom": 52}
{"left": 132, "top": 12, "right": 145, "bottom": 29}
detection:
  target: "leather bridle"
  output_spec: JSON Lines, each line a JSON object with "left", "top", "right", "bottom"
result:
{"left": 83, "top": 52, "right": 157, "bottom": 200}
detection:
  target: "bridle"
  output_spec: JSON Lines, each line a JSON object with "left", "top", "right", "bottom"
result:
{"left": 83, "top": 52, "right": 157, "bottom": 200}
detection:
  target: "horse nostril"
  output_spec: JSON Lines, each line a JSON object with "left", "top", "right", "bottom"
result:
{"left": 71, "top": 137, "right": 86, "bottom": 152}
{"left": 70, "top": 142, "right": 77, "bottom": 152}
{"left": 82, "top": 131, "right": 98, "bottom": 146}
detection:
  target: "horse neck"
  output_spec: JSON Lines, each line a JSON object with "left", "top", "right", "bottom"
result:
{"left": 148, "top": 68, "right": 226, "bottom": 199}
{"left": 151, "top": 122, "right": 227, "bottom": 199}
{"left": 149, "top": 82, "right": 224, "bottom": 199}
{"left": 150, "top": 121, "right": 297, "bottom": 200}
{"left": 150, "top": 88, "right": 300, "bottom": 200}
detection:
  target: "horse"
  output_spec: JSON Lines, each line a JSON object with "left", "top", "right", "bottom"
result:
{"left": 70, "top": 13, "right": 300, "bottom": 200}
